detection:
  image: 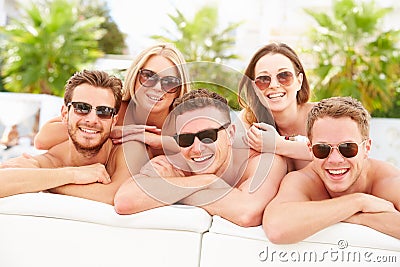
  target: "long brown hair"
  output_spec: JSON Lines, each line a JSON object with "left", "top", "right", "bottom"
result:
{"left": 238, "top": 42, "right": 310, "bottom": 126}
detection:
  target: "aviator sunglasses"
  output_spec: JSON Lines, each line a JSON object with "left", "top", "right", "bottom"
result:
{"left": 139, "top": 69, "right": 182, "bottom": 93}
{"left": 173, "top": 123, "right": 230, "bottom": 148}
{"left": 254, "top": 71, "right": 296, "bottom": 90}
{"left": 67, "top": 102, "right": 116, "bottom": 119}
{"left": 311, "top": 140, "right": 367, "bottom": 159}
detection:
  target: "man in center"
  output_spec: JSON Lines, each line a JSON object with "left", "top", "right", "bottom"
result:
{"left": 114, "top": 88, "right": 287, "bottom": 227}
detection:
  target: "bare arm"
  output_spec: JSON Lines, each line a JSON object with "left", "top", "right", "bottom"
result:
{"left": 114, "top": 155, "right": 221, "bottom": 214}
{"left": 180, "top": 153, "right": 288, "bottom": 227}
{"left": 34, "top": 116, "right": 68, "bottom": 150}
{"left": 343, "top": 173, "right": 400, "bottom": 239}
{"left": 263, "top": 171, "right": 397, "bottom": 244}
{"left": 0, "top": 156, "right": 111, "bottom": 198}
{"left": 49, "top": 146, "right": 132, "bottom": 205}
{"left": 245, "top": 123, "right": 312, "bottom": 161}
{"left": 345, "top": 211, "right": 400, "bottom": 239}
{"left": 111, "top": 127, "right": 180, "bottom": 154}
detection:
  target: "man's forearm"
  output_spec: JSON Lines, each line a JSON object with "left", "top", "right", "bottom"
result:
{"left": 180, "top": 187, "right": 266, "bottom": 227}
{"left": 49, "top": 183, "right": 117, "bottom": 205}
{"left": 264, "top": 194, "right": 364, "bottom": 244}
{"left": 344, "top": 211, "right": 400, "bottom": 239}
{"left": 114, "top": 174, "right": 216, "bottom": 214}
{"left": 0, "top": 168, "right": 74, "bottom": 198}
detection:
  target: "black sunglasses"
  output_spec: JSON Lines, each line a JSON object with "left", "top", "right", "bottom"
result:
{"left": 254, "top": 71, "right": 295, "bottom": 90}
{"left": 67, "top": 102, "right": 116, "bottom": 120}
{"left": 173, "top": 123, "right": 230, "bottom": 148}
{"left": 138, "top": 69, "right": 182, "bottom": 93}
{"left": 311, "top": 140, "right": 367, "bottom": 159}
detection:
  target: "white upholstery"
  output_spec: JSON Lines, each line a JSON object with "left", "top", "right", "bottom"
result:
{"left": 201, "top": 216, "right": 400, "bottom": 267}
{"left": 0, "top": 193, "right": 399, "bottom": 267}
{"left": 0, "top": 193, "right": 211, "bottom": 267}
{"left": 0, "top": 192, "right": 211, "bottom": 232}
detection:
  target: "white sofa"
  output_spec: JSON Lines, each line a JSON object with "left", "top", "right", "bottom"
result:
{"left": 0, "top": 193, "right": 399, "bottom": 267}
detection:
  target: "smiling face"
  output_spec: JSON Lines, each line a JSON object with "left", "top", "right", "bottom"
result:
{"left": 134, "top": 55, "right": 181, "bottom": 115}
{"left": 253, "top": 53, "right": 303, "bottom": 113}
{"left": 310, "top": 116, "right": 371, "bottom": 196}
{"left": 175, "top": 107, "right": 234, "bottom": 175}
{"left": 62, "top": 84, "right": 117, "bottom": 156}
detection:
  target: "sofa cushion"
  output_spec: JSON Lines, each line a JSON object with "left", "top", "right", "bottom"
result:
{"left": 0, "top": 192, "right": 212, "bottom": 233}
{"left": 209, "top": 216, "right": 400, "bottom": 252}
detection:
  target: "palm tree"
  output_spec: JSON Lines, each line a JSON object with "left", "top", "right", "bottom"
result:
{"left": 151, "top": 5, "right": 243, "bottom": 110}
{"left": 305, "top": 0, "right": 400, "bottom": 115}
{"left": 0, "top": 0, "right": 105, "bottom": 96}
{"left": 79, "top": 0, "right": 127, "bottom": 55}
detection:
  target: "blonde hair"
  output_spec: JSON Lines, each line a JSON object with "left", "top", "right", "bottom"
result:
{"left": 122, "top": 43, "right": 190, "bottom": 104}
{"left": 306, "top": 96, "right": 370, "bottom": 141}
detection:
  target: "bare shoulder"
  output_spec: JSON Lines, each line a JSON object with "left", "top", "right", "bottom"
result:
{"left": 282, "top": 166, "right": 316, "bottom": 186}
{"left": 368, "top": 158, "right": 399, "bottom": 180}
{"left": 280, "top": 164, "right": 326, "bottom": 198}
{"left": 0, "top": 154, "right": 41, "bottom": 168}
{"left": 121, "top": 141, "right": 150, "bottom": 175}
{"left": 369, "top": 158, "right": 400, "bottom": 195}
{"left": 106, "top": 144, "right": 125, "bottom": 171}
{"left": 243, "top": 149, "right": 287, "bottom": 170}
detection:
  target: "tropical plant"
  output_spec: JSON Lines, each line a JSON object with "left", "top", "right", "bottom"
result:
{"left": 304, "top": 0, "right": 400, "bottom": 116}
{"left": 0, "top": 0, "right": 105, "bottom": 96}
{"left": 0, "top": 42, "right": 4, "bottom": 92}
{"left": 151, "top": 5, "right": 243, "bottom": 110}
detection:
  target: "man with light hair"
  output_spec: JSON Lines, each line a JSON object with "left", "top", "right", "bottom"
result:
{"left": 263, "top": 96, "right": 400, "bottom": 243}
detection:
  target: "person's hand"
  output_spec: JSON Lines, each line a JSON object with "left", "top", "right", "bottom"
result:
{"left": 0, "top": 153, "right": 39, "bottom": 168}
{"left": 243, "top": 122, "right": 279, "bottom": 153}
{"left": 357, "top": 193, "right": 397, "bottom": 213}
{"left": 110, "top": 124, "right": 161, "bottom": 145}
{"left": 69, "top": 163, "right": 111, "bottom": 185}
{"left": 140, "top": 156, "right": 185, "bottom": 178}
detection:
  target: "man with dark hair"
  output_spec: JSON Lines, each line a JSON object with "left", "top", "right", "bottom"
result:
{"left": 0, "top": 70, "right": 131, "bottom": 204}
{"left": 114, "top": 88, "right": 288, "bottom": 227}
{"left": 264, "top": 96, "right": 400, "bottom": 243}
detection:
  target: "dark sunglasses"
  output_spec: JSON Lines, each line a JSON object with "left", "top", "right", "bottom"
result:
{"left": 67, "top": 102, "right": 116, "bottom": 119}
{"left": 311, "top": 140, "right": 367, "bottom": 159}
{"left": 138, "top": 69, "right": 182, "bottom": 93}
{"left": 173, "top": 123, "right": 230, "bottom": 148}
{"left": 254, "top": 71, "right": 295, "bottom": 90}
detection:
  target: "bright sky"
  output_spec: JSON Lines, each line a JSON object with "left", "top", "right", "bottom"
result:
{"left": 106, "top": 0, "right": 400, "bottom": 67}
{"left": 106, "top": 0, "right": 258, "bottom": 56}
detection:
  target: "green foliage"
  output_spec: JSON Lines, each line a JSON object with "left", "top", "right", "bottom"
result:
{"left": 304, "top": 0, "right": 400, "bottom": 117}
{"left": 79, "top": 0, "right": 127, "bottom": 54}
{"left": 151, "top": 5, "right": 242, "bottom": 110}
{"left": 187, "top": 62, "right": 242, "bottom": 110}
{"left": 0, "top": 0, "right": 105, "bottom": 96}
{"left": 0, "top": 37, "right": 4, "bottom": 92}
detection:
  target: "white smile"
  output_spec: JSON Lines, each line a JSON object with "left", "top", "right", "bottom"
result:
{"left": 267, "top": 92, "right": 285, "bottom": 99}
{"left": 192, "top": 154, "right": 213, "bottom": 162}
{"left": 327, "top": 168, "right": 348, "bottom": 175}
{"left": 80, "top": 127, "right": 99, "bottom": 134}
{"left": 148, "top": 95, "right": 163, "bottom": 101}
